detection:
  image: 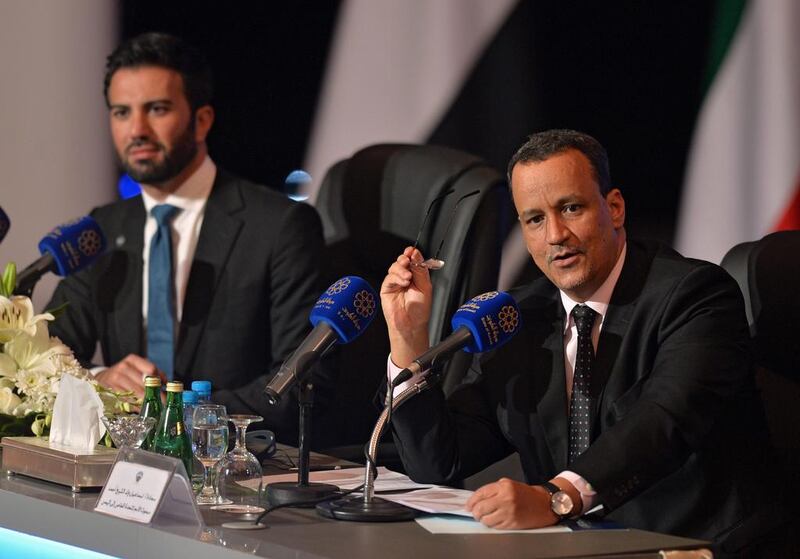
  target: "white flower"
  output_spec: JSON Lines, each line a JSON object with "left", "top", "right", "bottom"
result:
{"left": 0, "top": 296, "right": 53, "bottom": 343}
{"left": 15, "top": 369, "right": 47, "bottom": 393}
{"left": 0, "top": 295, "right": 136, "bottom": 426}
{"left": 5, "top": 324, "right": 66, "bottom": 376}
{"left": 0, "top": 352, "right": 17, "bottom": 377}
{"left": 0, "top": 387, "right": 22, "bottom": 414}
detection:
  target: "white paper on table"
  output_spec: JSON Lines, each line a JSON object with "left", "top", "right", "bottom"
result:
{"left": 380, "top": 485, "right": 475, "bottom": 516}
{"left": 241, "top": 466, "right": 432, "bottom": 492}
{"left": 49, "top": 374, "right": 106, "bottom": 451}
{"left": 415, "top": 515, "right": 572, "bottom": 534}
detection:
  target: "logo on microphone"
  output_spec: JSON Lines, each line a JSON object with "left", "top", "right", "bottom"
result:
{"left": 326, "top": 277, "right": 351, "bottom": 295}
{"left": 472, "top": 291, "right": 499, "bottom": 302}
{"left": 498, "top": 305, "right": 520, "bottom": 333}
{"left": 78, "top": 230, "right": 103, "bottom": 256}
{"left": 354, "top": 290, "right": 376, "bottom": 318}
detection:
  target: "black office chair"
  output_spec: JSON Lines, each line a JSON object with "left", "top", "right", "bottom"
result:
{"left": 314, "top": 143, "right": 511, "bottom": 454}
{"left": 720, "top": 231, "right": 800, "bottom": 494}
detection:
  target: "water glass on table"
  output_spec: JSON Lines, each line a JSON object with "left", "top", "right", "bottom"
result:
{"left": 192, "top": 404, "right": 231, "bottom": 505}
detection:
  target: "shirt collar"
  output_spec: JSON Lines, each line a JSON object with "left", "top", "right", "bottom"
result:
{"left": 140, "top": 156, "right": 216, "bottom": 215}
{"left": 561, "top": 243, "right": 627, "bottom": 333}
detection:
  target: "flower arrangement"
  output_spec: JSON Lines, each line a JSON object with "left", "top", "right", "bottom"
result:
{"left": 0, "top": 263, "right": 134, "bottom": 438}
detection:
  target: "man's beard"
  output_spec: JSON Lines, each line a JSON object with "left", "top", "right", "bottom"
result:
{"left": 119, "top": 125, "right": 198, "bottom": 185}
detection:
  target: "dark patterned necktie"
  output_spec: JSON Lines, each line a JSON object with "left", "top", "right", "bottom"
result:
{"left": 147, "top": 204, "right": 180, "bottom": 380}
{"left": 568, "top": 304, "right": 597, "bottom": 463}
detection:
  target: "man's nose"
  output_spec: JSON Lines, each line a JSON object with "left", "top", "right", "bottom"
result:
{"left": 545, "top": 216, "right": 570, "bottom": 245}
{"left": 129, "top": 111, "right": 152, "bottom": 139}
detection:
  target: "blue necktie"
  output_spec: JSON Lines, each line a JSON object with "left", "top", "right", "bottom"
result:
{"left": 147, "top": 204, "right": 180, "bottom": 380}
{"left": 568, "top": 304, "right": 597, "bottom": 463}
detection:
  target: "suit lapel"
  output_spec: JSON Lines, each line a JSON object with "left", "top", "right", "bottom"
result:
{"left": 533, "top": 294, "right": 570, "bottom": 472}
{"left": 593, "top": 243, "right": 649, "bottom": 421}
{"left": 110, "top": 200, "right": 145, "bottom": 357}
{"left": 175, "top": 173, "right": 244, "bottom": 376}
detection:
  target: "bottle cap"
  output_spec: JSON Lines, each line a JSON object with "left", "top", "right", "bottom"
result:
{"left": 182, "top": 390, "right": 198, "bottom": 405}
{"left": 191, "top": 380, "right": 212, "bottom": 394}
{"left": 166, "top": 381, "right": 184, "bottom": 392}
{"left": 144, "top": 376, "right": 162, "bottom": 387}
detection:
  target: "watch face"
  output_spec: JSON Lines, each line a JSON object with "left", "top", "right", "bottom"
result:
{"left": 551, "top": 491, "right": 574, "bottom": 516}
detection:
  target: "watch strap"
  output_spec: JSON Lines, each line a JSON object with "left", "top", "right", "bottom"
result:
{"left": 541, "top": 481, "right": 574, "bottom": 519}
{"left": 541, "top": 481, "right": 561, "bottom": 496}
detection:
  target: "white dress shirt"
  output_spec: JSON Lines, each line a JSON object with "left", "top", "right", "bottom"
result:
{"left": 140, "top": 156, "right": 216, "bottom": 325}
{"left": 387, "top": 243, "right": 628, "bottom": 516}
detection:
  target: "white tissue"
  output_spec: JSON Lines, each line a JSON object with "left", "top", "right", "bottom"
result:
{"left": 49, "top": 374, "right": 106, "bottom": 451}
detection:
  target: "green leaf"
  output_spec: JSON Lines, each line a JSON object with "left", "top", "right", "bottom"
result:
{"left": 0, "top": 262, "right": 16, "bottom": 298}
{"left": 0, "top": 412, "right": 38, "bottom": 437}
{"left": 45, "top": 301, "right": 70, "bottom": 319}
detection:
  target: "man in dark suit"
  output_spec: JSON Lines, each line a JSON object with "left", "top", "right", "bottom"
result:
{"left": 381, "top": 130, "right": 777, "bottom": 554}
{"left": 47, "top": 33, "right": 331, "bottom": 444}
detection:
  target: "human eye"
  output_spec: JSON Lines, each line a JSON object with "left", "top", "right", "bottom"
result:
{"left": 150, "top": 103, "right": 170, "bottom": 115}
{"left": 563, "top": 203, "right": 582, "bottom": 215}
{"left": 110, "top": 107, "right": 128, "bottom": 119}
{"left": 523, "top": 213, "right": 544, "bottom": 226}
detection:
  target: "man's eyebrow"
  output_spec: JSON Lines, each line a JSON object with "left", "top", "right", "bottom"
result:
{"left": 519, "top": 195, "right": 582, "bottom": 218}
{"left": 108, "top": 98, "right": 174, "bottom": 108}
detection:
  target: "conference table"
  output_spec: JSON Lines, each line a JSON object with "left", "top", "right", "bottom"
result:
{"left": 0, "top": 446, "right": 708, "bottom": 559}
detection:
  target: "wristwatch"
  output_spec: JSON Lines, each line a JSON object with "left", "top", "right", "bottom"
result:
{"left": 541, "top": 481, "right": 575, "bottom": 519}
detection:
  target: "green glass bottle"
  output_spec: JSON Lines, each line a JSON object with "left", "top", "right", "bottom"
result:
{"left": 139, "top": 376, "right": 162, "bottom": 451}
{"left": 151, "top": 381, "right": 194, "bottom": 477}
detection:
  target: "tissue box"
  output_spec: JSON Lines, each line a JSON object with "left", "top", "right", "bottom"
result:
{"left": 1, "top": 436, "right": 118, "bottom": 492}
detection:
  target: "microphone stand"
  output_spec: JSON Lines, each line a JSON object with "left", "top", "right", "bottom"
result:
{"left": 316, "top": 379, "right": 431, "bottom": 521}
{"left": 265, "top": 377, "right": 338, "bottom": 506}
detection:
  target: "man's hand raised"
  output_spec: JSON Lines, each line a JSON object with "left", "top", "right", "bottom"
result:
{"left": 380, "top": 246, "right": 433, "bottom": 368}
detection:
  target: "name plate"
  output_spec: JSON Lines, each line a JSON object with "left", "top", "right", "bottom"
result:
{"left": 93, "top": 447, "right": 203, "bottom": 529}
{"left": 95, "top": 461, "right": 170, "bottom": 523}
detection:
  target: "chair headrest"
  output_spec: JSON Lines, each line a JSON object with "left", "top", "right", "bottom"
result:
{"left": 721, "top": 230, "right": 800, "bottom": 379}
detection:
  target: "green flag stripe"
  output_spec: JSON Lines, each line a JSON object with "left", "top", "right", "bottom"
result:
{"left": 703, "top": 0, "right": 748, "bottom": 93}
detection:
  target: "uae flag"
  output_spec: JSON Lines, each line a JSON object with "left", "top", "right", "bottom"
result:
{"left": 675, "top": 0, "right": 800, "bottom": 263}
{"left": 303, "top": 0, "right": 517, "bottom": 199}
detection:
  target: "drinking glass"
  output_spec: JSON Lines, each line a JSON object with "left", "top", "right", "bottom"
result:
{"left": 212, "top": 414, "right": 265, "bottom": 515}
{"left": 192, "top": 404, "right": 230, "bottom": 505}
{"left": 101, "top": 415, "right": 156, "bottom": 449}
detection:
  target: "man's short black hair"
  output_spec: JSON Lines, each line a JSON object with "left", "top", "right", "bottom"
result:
{"left": 507, "top": 129, "right": 612, "bottom": 195}
{"left": 103, "top": 32, "right": 213, "bottom": 112}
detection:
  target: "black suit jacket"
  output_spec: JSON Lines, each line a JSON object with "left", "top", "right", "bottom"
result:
{"left": 392, "top": 240, "right": 770, "bottom": 549}
{"left": 47, "top": 169, "right": 334, "bottom": 444}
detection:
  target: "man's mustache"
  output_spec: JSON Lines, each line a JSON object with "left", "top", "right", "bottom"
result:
{"left": 547, "top": 246, "right": 585, "bottom": 264}
{"left": 125, "top": 139, "right": 164, "bottom": 154}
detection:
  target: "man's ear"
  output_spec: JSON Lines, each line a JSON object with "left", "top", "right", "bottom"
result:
{"left": 194, "top": 105, "right": 215, "bottom": 143}
{"left": 605, "top": 188, "right": 625, "bottom": 229}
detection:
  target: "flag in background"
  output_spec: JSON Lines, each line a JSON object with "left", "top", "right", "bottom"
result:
{"left": 303, "top": 0, "right": 517, "bottom": 202}
{"left": 676, "top": 0, "right": 800, "bottom": 263}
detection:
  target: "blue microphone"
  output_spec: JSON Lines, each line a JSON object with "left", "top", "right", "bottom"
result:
{"left": 15, "top": 216, "right": 107, "bottom": 296}
{"left": 392, "top": 291, "right": 522, "bottom": 387}
{"left": 0, "top": 206, "right": 9, "bottom": 245}
{"left": 265, "top": 276, "right": 378, "bottom": 403}
{"left": 117, "top": 174, "right": 142, "bottom": 199}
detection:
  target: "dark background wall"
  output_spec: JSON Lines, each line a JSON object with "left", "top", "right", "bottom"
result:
{"left": 119, "top": 0, "right": 714, "bottom": 245}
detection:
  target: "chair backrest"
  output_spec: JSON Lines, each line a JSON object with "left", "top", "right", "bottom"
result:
{"left": 720, "top": 230, "right": 800, "bottom": 474}
{"left": 315, "top": 143, "right": 511, "bottom": 446}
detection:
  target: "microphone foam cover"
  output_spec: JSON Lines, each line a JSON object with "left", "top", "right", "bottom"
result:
{"left": 0, "top": 206, "right": 9, "bottom": 244}
{"left": 38, "top": 216, "right": 107, "bottom": 277}
{"left": 310, "top": 276, "right": 378, "bottom": 344}
{"left": 451, "top": 291, "right": 522, "bottom": 353}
